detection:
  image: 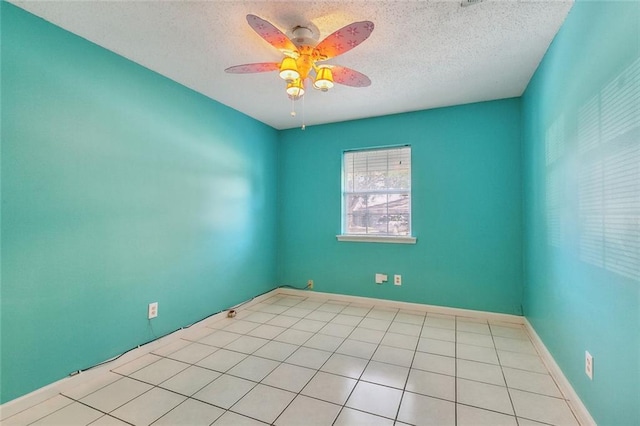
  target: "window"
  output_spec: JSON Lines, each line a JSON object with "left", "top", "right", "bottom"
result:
{"left": 338, "top": 146, "right": 415, "bottom": 244}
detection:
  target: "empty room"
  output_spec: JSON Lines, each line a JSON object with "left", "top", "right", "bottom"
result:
{"left": 1, "top": 1, "right": 638, "bottom": 425}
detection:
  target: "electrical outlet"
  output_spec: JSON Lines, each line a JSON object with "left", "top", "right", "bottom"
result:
{"left": 394, "top": 275, "right": 402, "bottom": 286}
{"left": 148, "top": 302, "right": 158, "bottom": 319}
{"left": 585, "top": 351, "right": 593, "bottom": 380}
{"left": 307, "top": 279, "right": 314, "bottom": 290}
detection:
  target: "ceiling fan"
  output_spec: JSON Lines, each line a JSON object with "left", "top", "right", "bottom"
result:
{"left": 225, "top": 14, "right": 375, "bottom": 102}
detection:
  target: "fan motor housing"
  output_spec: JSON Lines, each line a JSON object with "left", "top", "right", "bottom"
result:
{"left": 290, "top": 25, "right": 317, "bottom": 47}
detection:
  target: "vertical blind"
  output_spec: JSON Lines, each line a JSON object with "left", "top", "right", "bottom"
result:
{"left": 343, "top": 146, "right": 411, "bottom": 236}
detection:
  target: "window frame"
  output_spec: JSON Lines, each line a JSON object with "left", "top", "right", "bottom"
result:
{"left": 337, "top": 145, "right": 416, "bottom": 244}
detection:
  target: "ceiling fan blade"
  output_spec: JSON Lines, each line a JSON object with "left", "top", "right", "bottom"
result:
{"left": 246, "top": 14, "right": 298, "bottom": 54}
{"left": 314, "top": 21, "right": 374, "bottom": 60}
{"left": 331, "top": 66, "right": 371, "bottom": 87}
{"left": 225, "top": 62, "right": 280, "bottom": 74}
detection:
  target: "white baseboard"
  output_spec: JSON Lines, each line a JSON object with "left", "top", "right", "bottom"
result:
{"left": 0, "top": 288, "right": 279, "bottom": 420}
{"left": 283, "top": 289, "right": 595, "bottom": 425}
{"left": 2, "top": 287, "right": 595, "bottom": 426}
{"left": 277, "top": 288, "right": 524, "bottom": 324}
{"left": 524, "top": 318, "right": 596, "bottom": 426}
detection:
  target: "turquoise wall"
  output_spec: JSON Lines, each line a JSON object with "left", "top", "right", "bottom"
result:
{"left": 5, "top": 1, "right": 638, "bottom": 421}
{"left": 1, "top": 3, "right": 278, "bottom": 403}
{"left": 278, "top": 99, "right": 523, "bottom": 315}
{"left": 522, "top": 1, "right": 639, "bottom": 424}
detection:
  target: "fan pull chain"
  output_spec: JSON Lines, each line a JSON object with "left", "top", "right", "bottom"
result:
{"left": 301, "top": 94, "right": 306, "bottom": 130}
{"left": 290, "top": 97, "right": 296, "bottom": 117}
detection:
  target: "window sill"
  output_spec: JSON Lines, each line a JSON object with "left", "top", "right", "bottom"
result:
{"left": 336, "top": 235, "right": 417, "bottom": 244}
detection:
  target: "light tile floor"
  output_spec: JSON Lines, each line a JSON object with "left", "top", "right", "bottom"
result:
{"left": 2, "top": 293, "right": 581, "bottom": 425}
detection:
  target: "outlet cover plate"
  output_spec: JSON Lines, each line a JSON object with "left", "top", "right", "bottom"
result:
{"left": 585, "top": 350, "right": 593, "bottom": 380}
{"left": 148, "top": 302, "right": 158, "bottom": 319}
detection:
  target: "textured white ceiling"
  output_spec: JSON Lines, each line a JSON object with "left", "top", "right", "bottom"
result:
{"left": 11, "top": 0, "right": 573, "bottom": 130}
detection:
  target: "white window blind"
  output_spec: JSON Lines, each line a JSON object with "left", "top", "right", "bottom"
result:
{"left": 342, "top": 146, "right": 411, "bottom": 237}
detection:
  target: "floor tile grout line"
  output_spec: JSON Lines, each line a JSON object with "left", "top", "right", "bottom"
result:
{"left": 195, "top": 299, "right": 306, "bottom": 422}
{"left": 330, "top": 304, "right": 397, "bottom": 424}
{"left": 224, "top": 381, "right": 274, "bottom": 424}
{"left": 456, "top": 316, "right": 535, "bottom": 423}
{"left": 258, "top": 296, "right": 572, "bottom": 425}
{"left": 71, "top": 373, "right": 153, "bottom": 409}
{"left": 146, "top": 397, "right": 219, "bottom": 426}
{"left": 514, "top": 414, "right": 564, "bottom": 426}
{"left": 22, "top": 296, "right": 303, "bottom": 425}
{"left": 237, "top": 296, "right": 368, "bottom": 425}
{"left": 210, "top": 296, "right": 350, "bottom": 424}
{"left": 19, "top": 294, "right": 564, "bottom": 426}
{"left": 224, "top": 407, "right": 272, "bottom": 425}
{"left": 455, "top": 401, "right": 535, "bottom": 421}
{"left": 2, "top": 396, "right": 74, "bottom": 425}
{"left": 197, "top": 299, "right": 553, "bottom": 420}
{"left": 454, "top": 314, "right": 458, "bottom": 426}
{"left": 490, "top": 320, "right": 519, "bottom": 424}
{"left": 80, "top": 380, "right": 164, "bottom": 424}
{"left": 84, "top": 405, "right": 136, "bottom": 426}
{"left": 520, "top": 325, "right": 578, "bottom": 408}
{"left": 190, "top": 308, "right": 507, "bottom": 406}
{"left": 89, "top": 353, "right": 252, "bottom": 422}
{"left": 392, "top": 310, "right": 425, "bottom": 425}
{"left": 20, "top": 395, "right": 76, "bottom": 426}
{"left": 305, "top": 302, "right": 372, "bottom": 424}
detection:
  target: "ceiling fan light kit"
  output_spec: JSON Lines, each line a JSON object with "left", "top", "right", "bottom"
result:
{"left": 286, "top": 78, "right": 305, "bottom": 99}
{"left": 225, "top": 14, "right": 374, "bottom": 126}
{"left": 313, "top": 66, "right": 334, "bottom": 91}
{"left": 279, "top": 57, "right": 300, "bottom": 82}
